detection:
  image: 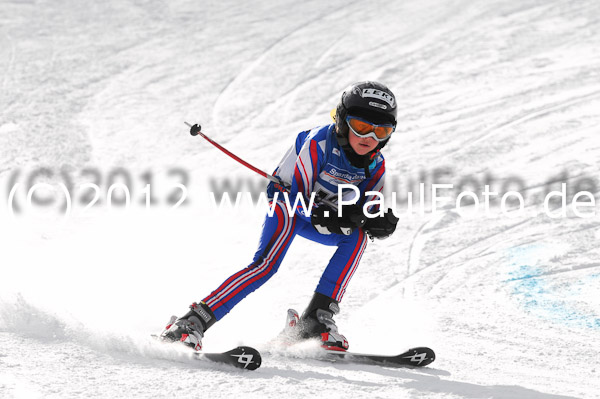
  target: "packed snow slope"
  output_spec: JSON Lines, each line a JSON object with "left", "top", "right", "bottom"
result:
{"left": 1, "top": 0, "right": 599, "bottom": 398}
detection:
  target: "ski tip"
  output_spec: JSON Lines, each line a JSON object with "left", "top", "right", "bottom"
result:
{"left": 403, "top": 347, "right": 436, "bottom": 367}
{"left": 223, "top": 346, "right": 262, "bottom": 371}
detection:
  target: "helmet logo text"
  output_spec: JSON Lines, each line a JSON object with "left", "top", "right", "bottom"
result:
{"left": 361, "top": 88, "right": 395, "bottom": 107}
{"left": 369, "top": 101, "right": 387, "bottom": 110}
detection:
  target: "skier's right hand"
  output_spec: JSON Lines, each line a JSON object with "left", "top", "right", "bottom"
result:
{"left": 363, "top": 209, "right": 399, "bottom": 239}
{"left": 311, "top": 204, "right": 366, "bottom": 235}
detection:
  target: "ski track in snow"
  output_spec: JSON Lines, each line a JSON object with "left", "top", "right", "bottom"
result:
{"left": 1, "top": 0, "right": 599, "bottom": 398}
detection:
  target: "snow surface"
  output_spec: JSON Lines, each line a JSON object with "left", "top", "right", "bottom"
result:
{"left": 1, "top": 0, "right": 599, "bottom": 398}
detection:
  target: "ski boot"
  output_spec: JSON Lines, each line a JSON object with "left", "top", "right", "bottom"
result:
{"left": 286, "top": 292, "right": 349, "bottom": 351}
{"left": 160, "top": 302, "right": 216, "bottom": 351}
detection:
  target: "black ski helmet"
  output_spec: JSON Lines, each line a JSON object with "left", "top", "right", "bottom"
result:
{"left": 334, "top": 81, "right": 397, "bottom": 171}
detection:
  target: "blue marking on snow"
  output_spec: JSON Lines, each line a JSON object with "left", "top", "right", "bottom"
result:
{"left": 505, "top": 246, "right": 600, "bottom": 329}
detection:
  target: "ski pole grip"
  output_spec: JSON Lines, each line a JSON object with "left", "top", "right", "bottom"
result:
{"left": 350, "top": 212, "right": 367, "bottom": 228}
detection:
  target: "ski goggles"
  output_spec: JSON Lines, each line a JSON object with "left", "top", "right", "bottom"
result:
{"left": 346, "top": 115, "right": 395, "bottom": 142}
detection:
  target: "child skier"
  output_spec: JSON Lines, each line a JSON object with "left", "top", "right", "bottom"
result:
{"left": 161, "top": 81, "right": 400, "bottom": 352}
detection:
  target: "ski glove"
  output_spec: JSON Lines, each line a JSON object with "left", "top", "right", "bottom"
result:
{"left": 311, "top": 204, "right": 366, "bottom": 235}
{"left": 364, "top": 210, "right": 399, "bottom": 239}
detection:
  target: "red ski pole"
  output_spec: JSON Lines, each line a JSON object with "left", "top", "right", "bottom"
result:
{"left": 185, "top": 122, "right": 346, "bottom": 213}
{"left": 185, "top": 122, "right": 286, "bottom": 188}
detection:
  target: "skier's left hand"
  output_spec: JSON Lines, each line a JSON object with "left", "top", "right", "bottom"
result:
{"left": 311, "top": 204, "right": 366, "bottom": 235}
{"left": 364, "top": 209, "right": 399, "bottom": 239}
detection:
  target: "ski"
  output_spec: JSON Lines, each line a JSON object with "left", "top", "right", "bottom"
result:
{"left": 196, "top": 346, "right": 262, "bottom": 371}
{"left": 276, "top": 309, "right": 435, "bottom": 369}
{"left": 320, "top": 346, "right": 435, "bottom": 368}
{"left": 152, "top": 333, "right": 262, "bottom": 371}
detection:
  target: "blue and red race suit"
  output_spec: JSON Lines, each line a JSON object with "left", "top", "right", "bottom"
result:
{"left": 202, "top": 124, "right": 386, "bottom": 319}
